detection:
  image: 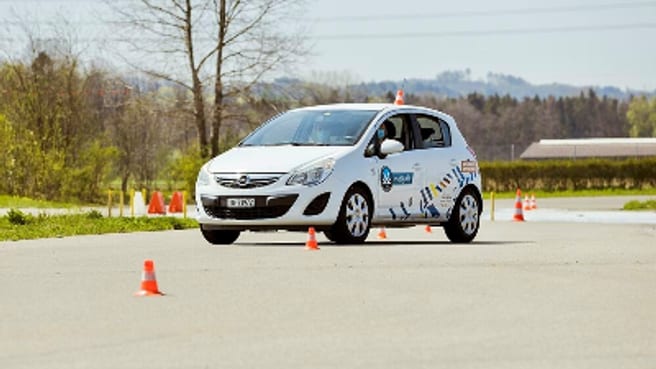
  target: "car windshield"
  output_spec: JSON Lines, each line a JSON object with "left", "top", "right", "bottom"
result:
{"left": 240, "top": 109, "right": 378, "bottom": 146}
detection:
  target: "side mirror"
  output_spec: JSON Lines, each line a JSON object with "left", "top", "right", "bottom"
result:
{"left": 380, "top": 139, "right": 404, "bottom": 156}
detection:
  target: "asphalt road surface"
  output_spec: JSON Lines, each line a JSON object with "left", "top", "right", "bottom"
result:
{"left": 1, "top": 208, "right": 655, "bottom": 368}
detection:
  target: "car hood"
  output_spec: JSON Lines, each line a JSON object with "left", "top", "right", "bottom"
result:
{"left": 207, "top": 145, "right": 352, "bottom": 173}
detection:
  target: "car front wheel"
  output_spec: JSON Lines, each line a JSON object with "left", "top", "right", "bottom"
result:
{"left": 329, "top": 186, "right": 372, "bottom": 244}
{"left": 444, "top": 187, "right": 480, "bottom": 243}
{"left": 200, "top": 227, "right": 240, "bottom": 245}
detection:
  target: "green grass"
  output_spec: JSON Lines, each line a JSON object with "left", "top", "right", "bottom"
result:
{"left": 623, "top": 200, "right": 656, "bottom": 211}
{"left": 0, "top": 209, "right": 198, "bottom": 241}
{"left": 0, "top": 195, "right": 79, "bottom": 209}
{"left": 484, "top": 188, "right": 656, "bottom": 199}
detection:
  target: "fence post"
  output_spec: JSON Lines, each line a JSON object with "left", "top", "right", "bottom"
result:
{"left": 119, "top": 191, "right": 124, "bottom": 217}
{"left": 107, "top": 190, "right": 113, "bottom": 217}
{"left": 490, "top": 191, "right": 495, "bottom": 221}
{"left": 182, "top": 191, "right": 187, "bottom": 219}
{"left": 130, "top": 189, "right": 135, "bottom": 217}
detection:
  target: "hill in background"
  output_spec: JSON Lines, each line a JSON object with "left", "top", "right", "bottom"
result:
{"left": 274, "top": 69, "right": 655, "bottom": 100}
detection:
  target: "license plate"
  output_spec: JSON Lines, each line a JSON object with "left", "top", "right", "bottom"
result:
{"left": 226, "top": 198, "right": 255, "bottom": 208}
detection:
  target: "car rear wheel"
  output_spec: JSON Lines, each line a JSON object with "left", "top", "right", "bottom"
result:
{"left": 329, "top": 186, "right": 371, "bottom": 244}
{"left": 200, "top": 227, "right": 240, "bottom": 245}
{"left": 444, "top": 187, "right": 480, "bottom": 243}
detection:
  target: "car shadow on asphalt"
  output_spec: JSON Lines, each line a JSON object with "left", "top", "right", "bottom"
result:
{"left": 233, "top": 240, "right": 533, "bottom": 247}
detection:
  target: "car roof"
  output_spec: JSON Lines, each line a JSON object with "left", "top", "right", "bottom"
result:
{"left": 293, "top": 103, "right": 454, "bottom": 122}
{"left": 297, "top": 103, "right": 392, "bottom": 111}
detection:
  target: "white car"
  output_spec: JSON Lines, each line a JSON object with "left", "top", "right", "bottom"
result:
{"left": 195, "top": 102, "right": 482, "bottom": 244}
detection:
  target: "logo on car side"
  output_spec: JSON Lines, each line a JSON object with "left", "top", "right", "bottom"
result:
{"left": 381, "top": 166, "right": 393, "bottom": 192}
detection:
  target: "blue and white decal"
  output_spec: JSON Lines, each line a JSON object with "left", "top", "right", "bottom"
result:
{"left": 381, "top": 166, "right": 414, "bottom": 193}
{"left": 392, "top": 172, "right": 414, "bottom": 186}
{"left": 381, "top": 166, "right": 393, "bottom": 192}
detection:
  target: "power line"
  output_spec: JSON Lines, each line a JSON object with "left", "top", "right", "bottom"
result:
{"left": 310, "top": 1, "right": 656, "bottom": 22}
{"left": 313, "top": 23, "right": 656, "bottom": 40}
{"left": 1, "top": 1, "right": 655, "bottom": 26}
{"left": 0, "top": 22, "right": 654, "bottom": 43}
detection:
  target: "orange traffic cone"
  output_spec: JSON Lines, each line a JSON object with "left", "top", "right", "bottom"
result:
{"left": 135, "top": 259, "right": 164, "bottom": 296}
{"left": 168, "top": 191, "right": 184, "bottom": 213}
{"left": 513, "top": 189, "right": 525, "bottom": 222}
{"left": 394, "top": 89, "right": 404, "bottom": 105}
{"left": 424, "top": 224, "right": 432, "bottom": 233}
{"left": 377, "top": 227, "right": 388, "bottom": 239}
{"left": 147, "top": 191, "right": 166, "bottom": 214}
{"left": 305, "top": 227, "right": 319, "bottom": 250}
{"left": 523, "top": 195, "right": 531, "bottom": 211}
{"left": 530, "top": 193, "right": 537, "bottom": 210}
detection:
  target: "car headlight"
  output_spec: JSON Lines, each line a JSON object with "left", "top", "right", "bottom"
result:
{"left": 196, "top": 163, "right": 212, "bottom": 186}
{"left": 286, "top": 158, "right": 335, "bottom": 186}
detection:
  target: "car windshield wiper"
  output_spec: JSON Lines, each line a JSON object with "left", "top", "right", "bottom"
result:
{"left": 268, "top": 141, "right": 304, "bottom": 146}
{"left": 266, "top": 141, "right": 332, "bottom": 146}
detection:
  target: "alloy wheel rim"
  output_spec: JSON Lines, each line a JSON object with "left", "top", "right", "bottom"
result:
{"left": 459, "top": 194, "right": 479, "bottom": 235}
{"left": 345, "top": 193, "right": 369, "bottom": 237}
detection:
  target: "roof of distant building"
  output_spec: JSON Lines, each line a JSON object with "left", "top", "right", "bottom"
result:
{"left": 520, "top": 138, "right": 656, "bottom": 159}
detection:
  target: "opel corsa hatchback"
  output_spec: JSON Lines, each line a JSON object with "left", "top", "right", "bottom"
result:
{"left": 195, "top": 102, "right": 482, "bottom": 245}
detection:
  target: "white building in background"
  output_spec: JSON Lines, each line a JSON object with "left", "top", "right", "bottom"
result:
{"left": 520, "top": 138, "right": 656, "bottom": 160}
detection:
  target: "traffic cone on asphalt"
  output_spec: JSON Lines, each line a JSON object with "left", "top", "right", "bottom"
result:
{"left": 305, "top": 227, "right": 319, "bottom": 250}
{"left": 377, "top": 227, "right": 388, "bottom": 239}
{"left": 168, "top": 191, "right": 184, "bottom": 213}
{"left": 513, "top": 189, "right": 525, "bottom": 222}
{"left": 530, "top": 193, "right": 537, "bottom": 210}
{"left": 135, "top": 259, "right": 164, "bottom": 296}
{"left": 424, "top": 225, "right": 432, "bottom": 233}
{"left": 523, "top": 195, "right": 531, "bottom": 211}
{"left": 394, "top": 89, "right": 404, "bottom": 105}
{"left": 147, "top": 191, "right": 166, "bottom": 214}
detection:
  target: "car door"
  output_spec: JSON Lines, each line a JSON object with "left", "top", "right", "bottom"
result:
{"left": 370, "top": 114, "right": 425, "bottom": 221}
{"left": 411, "top": 113, "right": 459, "bottom": 221}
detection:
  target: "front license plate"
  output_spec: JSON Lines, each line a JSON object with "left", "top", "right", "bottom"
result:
{"left": 226, "top": 198, "right": 255, "bottom": 208}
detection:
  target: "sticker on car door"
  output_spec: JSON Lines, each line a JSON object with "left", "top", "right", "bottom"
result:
{"left": 380, "top": 166, "right": 414, "bottom": 193}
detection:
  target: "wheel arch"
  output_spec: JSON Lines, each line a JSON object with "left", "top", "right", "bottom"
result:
{"left": 462, "top": 184, "right": 483, "bottom": 213}
{"left": 348, "top": 180, "right": 374, "bottom": 207}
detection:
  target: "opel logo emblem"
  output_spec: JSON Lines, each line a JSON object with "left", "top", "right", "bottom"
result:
{"left": 238, "top": 175, "right": 250, "bottom": 187}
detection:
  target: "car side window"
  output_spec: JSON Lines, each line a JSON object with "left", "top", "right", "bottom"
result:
{"left": 416, "top": 115, "right": 451, "bottom": 148}
{"left": 364, "top": 114, "right": 416, "bottom": 157}
{"left": 385, "top": 114, "right": 416, "bottom": 151}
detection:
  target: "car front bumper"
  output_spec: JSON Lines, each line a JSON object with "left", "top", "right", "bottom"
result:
{"left": 195, "top": 176, "right": 349, "bottom": 231}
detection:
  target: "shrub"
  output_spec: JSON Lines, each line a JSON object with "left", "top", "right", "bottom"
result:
{"left": 481, "top": 158, "right": 656, "bottom": 192}
{"left": 7, "top": 209, "right": 31, "bottom": 225}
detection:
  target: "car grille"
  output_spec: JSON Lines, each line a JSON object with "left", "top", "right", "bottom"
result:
{"left": 215, "top": 173, "right": 283, "bottom": 189}
{"left": 201, "top": 194, "right": 298, "bottom": 220}
{"left": 204, "top": 206, "right": 291, "bottom": 220}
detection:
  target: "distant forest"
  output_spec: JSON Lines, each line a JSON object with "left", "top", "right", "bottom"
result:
{"left": 0, "top": 54, "right": 652, "bottom": 201}
{"left": 256, "top": 77, "right": 636, "bottom": 161}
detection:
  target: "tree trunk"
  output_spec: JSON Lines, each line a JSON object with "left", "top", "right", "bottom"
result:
{"left": 184, "top": 0, "right": 209, "bottom": 158}
{"left": 211, "top": 0, "right": 226, "bottom": 158}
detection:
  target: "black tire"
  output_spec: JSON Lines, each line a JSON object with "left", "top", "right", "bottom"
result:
{"left": 329, "top": 186, "right": 372, "bottom": 244}
{"left": 200, "top": 227, "right": 240, "bottom": 245}
{"left": 444, "top": 187, "right": 481, "bottom": 243}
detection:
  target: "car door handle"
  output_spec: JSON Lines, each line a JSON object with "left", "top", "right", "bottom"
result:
{"left": 450, "top": 159, "right": 458, "bottom": 167}
{"left": 412, "top": 163, "right": 422, "bottom": 170}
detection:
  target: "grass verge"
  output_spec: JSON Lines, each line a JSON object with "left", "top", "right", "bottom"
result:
{"left": 484, "top": 188, "right": 656, "bottom": 199}
{"left": 0, "top": 209, "right": 198, "bottom": 241}
{"left": 623, "top": 200, "right": 656, "bottom": 211}
{"left": 0, "top": 195, "right": 78, "bottom": 209}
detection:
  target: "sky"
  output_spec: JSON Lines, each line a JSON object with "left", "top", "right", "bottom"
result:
{"left": 1, "top": 0, "right": 655, "bottom": 91}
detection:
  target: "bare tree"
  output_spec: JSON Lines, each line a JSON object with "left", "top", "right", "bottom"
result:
{"left": 107, "top": 0, "right": 307, "bottom": 158}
